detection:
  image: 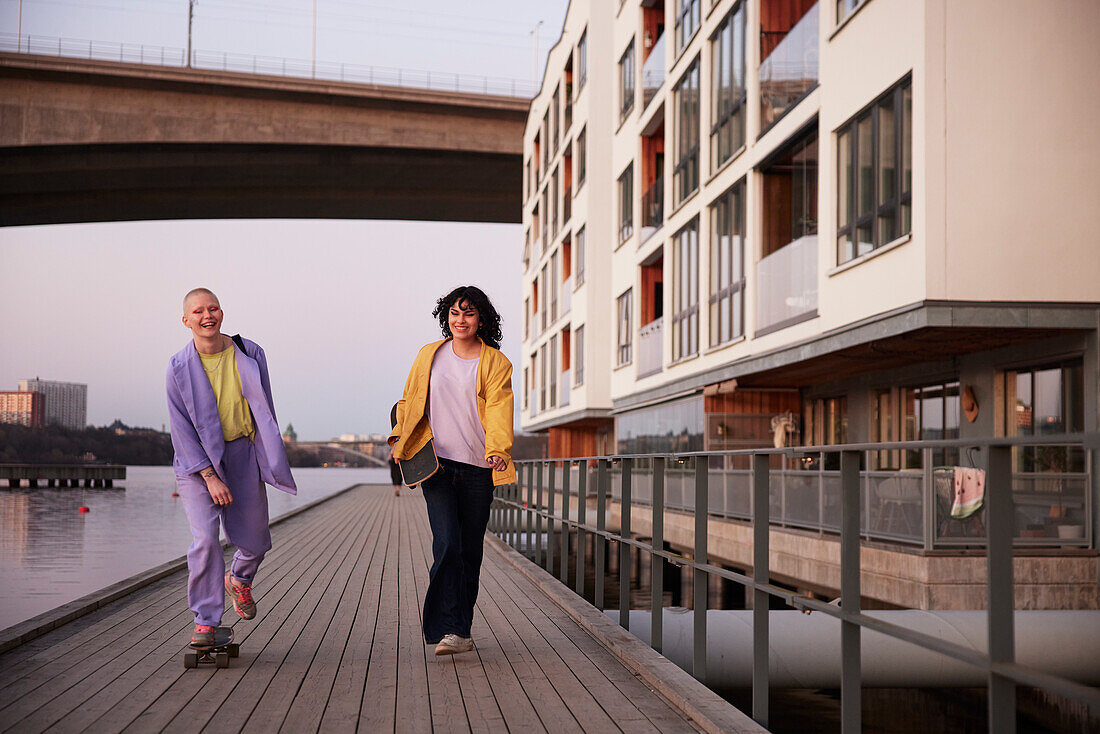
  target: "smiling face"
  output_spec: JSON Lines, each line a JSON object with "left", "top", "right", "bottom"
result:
{"left": 182, "top": 290, "right": 224, "bottom": 342}
{"left": 448, "top": 298, "right": 480, "bottom": 343}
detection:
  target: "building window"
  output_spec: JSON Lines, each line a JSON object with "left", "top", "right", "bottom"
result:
{"left": 903, "top": 380, "right": 959, "bottom": 468}
{"left": 617, "top": 289, "right": 633, "bottom": 366}
{"left": 538, "top": 345, "right": 547, "bottom": 411}
{"left": 708, "top": 180, "right": 745, "bottom": 347}
{"left": 804, "top": 395, "right": 848, "bottom": 469}
{"left": 672, "top": 218, "right": 699, "bottom": 360}
{"left": 617, "top": 395, "right": 705, "bottom": 455}
{"left": 837, "top": 76, "right": 912, "bottom": 263}
{"left": 540, "top": 188, "right": 548, "bottom": 245}
{"left": 575, "top": 225, "right": 586, "bottom": 286}
{"left": 574, "top": 325, "right": 585, "bottom": 386}
{"left": 618, "top": 163, "right": 634, "bottom": 244}
{"left": 539, "top": 263, "right": 549, "bottom": 331}
{"left": 673, "top": 57, "right": 700, "bottom": 206}
{"left": 710, "top": 3, "right": 746, "bottom": 172}
{"left": 542, "top": 110, "right": 550, "bottom": 171}
{"left": 619, "top": 40, "right": 636, "bottom": 123}
{"left": 551, "top": 167, "right": 560, "bottom": 238}
{"left": 675, "top": 0, "right": 700, "bottom": 55}
{"left": 524, "top": 296, "right": 530, "bottom": 340}
{"left": 550, "top": 249, "right": 559, "bottom": 321}
{"left": 549, "top": 333, "right": 559, "bottom": 408}
{"left": 836, "top": 0, "right": 867, "bottom": 24}
{"left": 577, "top": 28, "right": 588, "bottom": 90}
{"left": 759, "top": 1, "right": 818, "bottom": 131}
{"left": 576, "top": 127, "right": 587, "bottom": 187}
{"left": 1004, "top": 359, "right": 1085, "bottom": 473}
{"left": 522, "top": 367, "right": 529, "bottom": 409}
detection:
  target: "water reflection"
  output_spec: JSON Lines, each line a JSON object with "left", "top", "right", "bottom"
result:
{"left": 0, "top": 465, "right": 389, "bottom": 629}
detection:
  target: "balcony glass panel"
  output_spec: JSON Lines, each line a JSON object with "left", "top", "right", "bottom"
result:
{"left": 641, "top": 174, "right": 664, "bottom": 244}
{"left": 759, "top": 2, "right": 819, "bottom": 131}
{"left": 641, "top": 32, "right": 665, "bottom": 110}
{"left": 561, "top": 275, "right": 572, "bottom": 316}
{"left": 756, "top": 234, "right": 817, "bottom": 332}
{"left": 637, "top": 316, "right": 664, "bottom": 378}
{"left": 560, "top": 370, "right": 571, "bottom": 407}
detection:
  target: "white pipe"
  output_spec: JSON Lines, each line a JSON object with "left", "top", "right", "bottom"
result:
{"left": 607, "top": 609, "right": 1100, "bottom": 689}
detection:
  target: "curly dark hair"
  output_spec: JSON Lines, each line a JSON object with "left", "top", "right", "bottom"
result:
{"left": 432, "top": 285, "right": 503, "bottom": 350}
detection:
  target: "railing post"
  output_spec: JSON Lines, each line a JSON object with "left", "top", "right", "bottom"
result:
{"left": 533, "top": 461, "right": 543, "bottom": 567}
{"left": 524, "top": 462, "right": 533, "bottom": 557}
{"left": 923, "top": 447, "right": 935, "bottom": 549}
{"left": 752, "top": 452, "right": 770, "bottom": 727}
{"left": 560, "top": 459, "right": 571, "bottom": 584}
{"left": 987, "top": 444, "right": 1016, "bottom": 734}
{"left": 576, "top": 461, "right": 587, "bottom": 597}
{"left": 693, "top": 457, "right": 708, "bottom": 683}
{"left": 545, "top": 460, "right": 555, "bottom": 575}
{"left": 840, "top": 450, "right": 862, "bottom": 734}
{"left": 619, "top": 457, "right": 633, "bottom": 629}
{"left": 651, "top": 457, "right": 665, "bottom": 653}
{"left": 595, "top": 458, "right": 609, "bottom": 610}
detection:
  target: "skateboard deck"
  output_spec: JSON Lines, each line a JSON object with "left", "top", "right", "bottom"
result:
{"left": 184, "top": 626, "right": 239, "bottom": 669}
{"left": 390, "top": 402, "right": 439, "bottom": 487}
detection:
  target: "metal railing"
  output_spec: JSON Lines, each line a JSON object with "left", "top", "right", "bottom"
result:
{"left": 0, "top": 32, "right": 536, "bottom": 99}
{"left": 490, "top": 433, "right": 1100, "bottom": 734}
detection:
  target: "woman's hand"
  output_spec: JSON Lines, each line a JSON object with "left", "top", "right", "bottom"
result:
{"left": 487, "top": 455, "right": 507, "bottom": 472}
{"left": 201, "top": 468, "right": 233, "bottom": 506}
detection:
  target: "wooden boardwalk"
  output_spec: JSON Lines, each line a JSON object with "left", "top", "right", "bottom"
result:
{"left": 0, "top": 484, "right": 760, "bottom": 733}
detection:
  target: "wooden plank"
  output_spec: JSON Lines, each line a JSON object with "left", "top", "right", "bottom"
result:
{"left": 278, "top": 493, "right": 394, "bottom": 732}
{"left": 110, "top": 492, "right": 369, "bottom": 734}
{"left": 236, "top": 491, "right": 390, "bottom": 733}
{"left": 161, "top": 491, "right": 379, "bottom": 734}
{"left": 357, "top": 496, "right": 402, "bottom": 731}
{"left": 483, "top": 559, "right": 695, "bottom": 733}
{"left": 394, "top": 496, "right": 438, "bottom": 734}
{"left": 24, "top": 492, "right": 363, "bottom": 734}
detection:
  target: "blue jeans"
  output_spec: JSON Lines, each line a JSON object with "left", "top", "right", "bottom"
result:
{"left": 420, "top": 458, "right": 494, "bottom": 643}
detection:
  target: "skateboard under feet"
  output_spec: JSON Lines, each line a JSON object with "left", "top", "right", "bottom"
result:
{"left": 183, "top": 626, "right": 239, "bottom": 669}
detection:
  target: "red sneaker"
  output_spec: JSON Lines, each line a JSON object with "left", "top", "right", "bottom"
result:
{"left": 225, "top": 573, "right": 257, "bottom": 619}
{"left": 192, "top": 624, "right": 216, "bottom": 645}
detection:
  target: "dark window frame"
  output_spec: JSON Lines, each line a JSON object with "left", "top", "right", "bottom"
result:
{"left": 618, "top": 163, "right": 634, "bottom": 244}
{"left": 707, "top": 179, "right": 745, "bottom": 347}
{"left": 673, "top": 56, "right": 701, "bottom": 206}
{"left": 675, "top": 0, "right": 701, "bottom": 56}
{"left": 617, "top": 289, "right": 634, "bottom": 366}
{"left": 837, "top": 75, "right": 912, "bottom": 264}
{"left": 619, "top": 39, "right": 636, "bottom": 123}
{"left": 577, "top": 28, "right": 588, "bottom": 91}
{"left": 576, "top": 127, "right": 587, "bottom": 188}
{"left": 709, "top": 2, "right": 746, "bottom": 172}
{"left": 575, "top": 225, "right": 586, "bottom": 286}
{"left": 574, "top": 325, "right": 585, "bottom": 386}
{"left": 672, "top": 217, "right": 700, "bottom": 361}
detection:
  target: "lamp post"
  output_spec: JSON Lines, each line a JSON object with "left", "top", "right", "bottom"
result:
{"left": 531, "top": 19, "right": 543, "bottom": 88}
{"left": 311, "top": 0, "right": 316, "bottom": 77}
{"left": 186, "top": 0, "right": 196, "bottom": 67}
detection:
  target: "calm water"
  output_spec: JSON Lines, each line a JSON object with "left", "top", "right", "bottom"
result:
{"left": 0, "top": 466, "right": 391, "bottom": 630}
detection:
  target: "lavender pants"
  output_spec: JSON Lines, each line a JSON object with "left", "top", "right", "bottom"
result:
{"left": 177, "top": 436, "right": 272, "bottom": 626}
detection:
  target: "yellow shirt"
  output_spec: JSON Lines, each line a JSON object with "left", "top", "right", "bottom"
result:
{"left": 200, "top": 345, "right": 255, "bottom": 442}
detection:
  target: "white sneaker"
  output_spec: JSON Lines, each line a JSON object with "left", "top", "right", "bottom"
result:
{"left": 434, "top": 633, "right": 474, "bottom": 656}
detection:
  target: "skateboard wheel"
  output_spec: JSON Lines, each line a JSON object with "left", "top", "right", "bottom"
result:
{"left": 184, "top": 653, "right": 198, "bottom": 668}
{"left": 215, "top": 652, "right": 230, "bottom": 668}
{"left": 227, "top": 644, "right": 240, "bottom": 658}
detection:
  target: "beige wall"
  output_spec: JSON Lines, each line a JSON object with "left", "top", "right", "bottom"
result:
{"left": 935, "top": 0, "right": 1100, "bottom": 303}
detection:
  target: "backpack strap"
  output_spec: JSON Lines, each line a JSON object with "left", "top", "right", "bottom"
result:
{"left": 231, "top": 334, "right": 246, "bottom": 353}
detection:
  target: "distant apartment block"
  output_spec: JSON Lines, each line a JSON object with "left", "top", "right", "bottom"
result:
{"left": 521, "top": 0, "right": 1099, "bottom": 608}
{"left": 0, "top": 391, "right": 45, "bottom": 428}
{"left": 17, "top": 379, "right": 87, "bottom": 429}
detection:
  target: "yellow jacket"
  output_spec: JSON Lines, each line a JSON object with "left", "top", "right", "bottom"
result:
{"left": 388, "top": 339, "right": 516, "bottom": 486}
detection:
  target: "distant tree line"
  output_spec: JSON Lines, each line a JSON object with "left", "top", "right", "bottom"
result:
{"left": 0, "top": 422, "right": 327, "bottom": 468}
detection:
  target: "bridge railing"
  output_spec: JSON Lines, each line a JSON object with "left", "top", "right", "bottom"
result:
{"left": 490, "top": 434, "right": 1100, "bottom": 734}
{"left": 0, "top": 32, "right": 537, "bottom": 98}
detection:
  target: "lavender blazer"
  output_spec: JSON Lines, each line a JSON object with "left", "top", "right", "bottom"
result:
{"left": 166, "top": 337, "right": 297, "bottom": 495}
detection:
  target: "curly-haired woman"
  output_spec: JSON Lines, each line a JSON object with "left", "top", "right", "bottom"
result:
{"left": 387, "top": 285, "right": 515, "bottom": 655}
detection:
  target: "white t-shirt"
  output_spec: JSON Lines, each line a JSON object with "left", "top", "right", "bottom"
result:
{"left": 427, "top": 343, "right": 489, "bottom": 468}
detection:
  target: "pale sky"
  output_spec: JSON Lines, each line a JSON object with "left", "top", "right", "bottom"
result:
{"left": 0, "top": 0, "right": 568, "bottom": 439}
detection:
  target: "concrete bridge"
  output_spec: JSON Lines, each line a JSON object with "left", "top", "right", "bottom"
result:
{"left": 0, "top": 52, "right": 528, "bottom": 226}
{"left": 293, "top": 441, "right": 388, "bottom": 468}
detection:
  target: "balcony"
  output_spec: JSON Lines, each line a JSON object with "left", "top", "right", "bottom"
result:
{"left": 640, "top": 175, "right": 663, "bottom": 245}
{"left": 529, "top": 389, "right": 538, "bottom": 417}
{"left": 561, "top": 276, "right": 573, "bottom": 316}
{"left": 560, "top": 370, "right": 571, "bottom": 407}
{"left": 640, "top": 32, "right": 665, "bottom": 111}
{"left": 759, "top": 2, "right": 819, "bottom": 132}
{"left": 563, "top": 189, "right": 572, "bottom": 226}
{"left": 637, "top": 317, "right": 663, "bottom": 378}
{"left": 756, "top": 234, "right": 817, "bottom": 335}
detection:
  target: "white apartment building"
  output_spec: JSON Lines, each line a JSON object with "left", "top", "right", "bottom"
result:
{"left": 522, "top": 0, "right": 1099, "bottom": 606}
{"left": 17, "top": 379, "right": 87, "bottom": 430}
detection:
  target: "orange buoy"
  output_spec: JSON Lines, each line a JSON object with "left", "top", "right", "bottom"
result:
{"left": 78, "top": 506, "right": 90, "bottom": 513}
